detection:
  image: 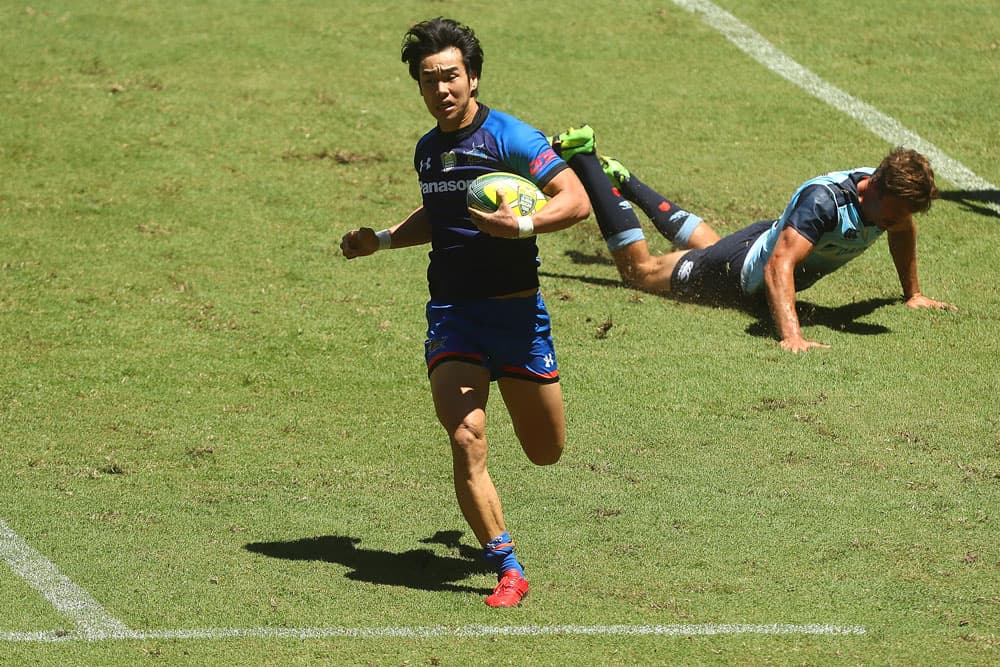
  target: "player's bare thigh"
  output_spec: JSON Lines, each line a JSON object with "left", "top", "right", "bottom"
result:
{"left": 686, "top": 221, "right": 721, "bottom": 249}
{"left": 611, "top": 241, "right": 688, "bottom": 294}
{"left": 497, "top": 377, "right": 564, "bottom": 466}
{"left": 429, "top": 361, "right": 491, "bottom": 459}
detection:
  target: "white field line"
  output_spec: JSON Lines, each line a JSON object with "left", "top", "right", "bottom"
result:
{"left": 1, "top": 623, "right": 866, "bottom": 643}
{"left": 0, "top": 518, "right": 129, "bottom": 639}
{"left": 4, "top": 6, "right": 941, "bottom": 646}
{"left": 672, "top": 0, "right": 1000, "bottom": 213}
{"left": 3, "top": 5, "right": 966, "bottom": 647}
{"left": 1, "top": 517, "right": 865, "bottom": 643}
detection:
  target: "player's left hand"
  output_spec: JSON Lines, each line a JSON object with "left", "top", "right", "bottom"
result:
{"left": 779, "top": 334, "right": 831, "bottom": 353}
{"left": 469, "top": 190, "right": 520, "bottom": 239}
{"left": 904, "top": 292, "right": 957, "bottom": 311}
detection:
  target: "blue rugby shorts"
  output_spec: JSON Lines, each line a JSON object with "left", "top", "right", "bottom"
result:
{"left": 424, "top": 292, "right": 559, "bottom": 383}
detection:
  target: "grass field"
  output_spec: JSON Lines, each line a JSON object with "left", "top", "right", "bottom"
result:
{"left": 2, "top": 0, "right": 998, "bottom": 664}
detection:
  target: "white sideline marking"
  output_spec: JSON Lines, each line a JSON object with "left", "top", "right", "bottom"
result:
{"left": 1, "top": 623, "right": 866, "bottom": 643}
{"left": 672, "top": 0, "right": 1000, "bottom": 213}
{"left": 0, "top": 518, "right": 129, "bottom": 639}
{"left": 2, "top": 519, "right": 864, "bottom": 643}
{"left": 2, "top": 8, "right": 928, "bottom": 645}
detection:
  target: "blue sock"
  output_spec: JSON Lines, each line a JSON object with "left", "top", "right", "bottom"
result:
{"left": 483, "top": 532, "right": 524, "bottom": 578}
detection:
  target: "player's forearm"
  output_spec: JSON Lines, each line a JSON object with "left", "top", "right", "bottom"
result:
{"left": 764, "top": 268, "right": 802, "bottom": 342}
{"left": 895, "top": 261, "right": 922, "bottom": 301}
{"left": 887, "top": 227, "right": 921, "bottom": 299}
{"left": 529, "top": 194, "right": 590, "bottom": 234}
{"left": 384, "top": 207, "right": 432, "bottom": 248}
{"left": 768, "top": 293, "right": 802, "bottom": 342}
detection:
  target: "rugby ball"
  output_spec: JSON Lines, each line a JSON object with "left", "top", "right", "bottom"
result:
{"left": 467, "top": 172, "right": 548, "bottom": 216}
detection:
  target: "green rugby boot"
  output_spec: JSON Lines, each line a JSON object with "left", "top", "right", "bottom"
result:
{"left": 549, "top": 124, "right": 596, "bottom": 161}
{"left": 599, "top": 155, "right": 631, "bottom": 189}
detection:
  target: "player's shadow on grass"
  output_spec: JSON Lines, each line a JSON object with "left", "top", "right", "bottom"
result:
{"left": 938, "top": 189, "right": 1000, "bottom": 218}
{"left": 244, "top": 530, "right": 491, "bottom": 595}
{"left": 554, "top": 250, "right": 897, "bottom": 339}
{"left": 744, "top": 297, "right": 896, "bottom": 339}
{"left": 539, "top": 250, "right": 626, "bottom": 288}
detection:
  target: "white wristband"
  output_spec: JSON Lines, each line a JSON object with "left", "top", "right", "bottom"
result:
{"left": 375, "top": 229, "right": 391, "bottom": 250}
{"left": 516, "top": 216, "right": 535, "bottom": 238}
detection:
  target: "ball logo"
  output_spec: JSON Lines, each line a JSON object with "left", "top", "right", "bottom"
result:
{"left": 516, "top": 191, "right": 537, "bottom": 215}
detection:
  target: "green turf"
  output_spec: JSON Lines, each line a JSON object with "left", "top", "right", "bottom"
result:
{"left": 2, "top": 0, "right": 998, "bottom": 664}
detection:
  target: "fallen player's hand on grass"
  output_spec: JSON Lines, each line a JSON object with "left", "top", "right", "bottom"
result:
{"left": 780, "top": 334, "right": 831, "bottom": 353}
{"left": 904, "top": 292, "right": 957, "bottom": 311}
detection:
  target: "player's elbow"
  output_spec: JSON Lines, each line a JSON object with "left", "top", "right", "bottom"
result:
{"left": 565, "top": 195, "right": 591, "bottom": 224}
{"left": 561, "top": 178, "right": 591, "bottom": 223}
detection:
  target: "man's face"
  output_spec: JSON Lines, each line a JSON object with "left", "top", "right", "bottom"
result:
{"left": 868, "top": 191, "right": 914, "bottom": 232}
{"left": 418, "top": 47, "right": 478, "bottom": 132}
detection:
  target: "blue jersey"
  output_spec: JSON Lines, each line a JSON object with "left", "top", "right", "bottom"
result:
{"left": 414, "top": 104, "right": 566, "bottom": 300}
{"left": 740, "top": 168, "right": 882, "bottom": 295}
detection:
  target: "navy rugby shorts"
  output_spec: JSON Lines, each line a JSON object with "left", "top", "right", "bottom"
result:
{"left": 669, "top": 219, "right": 773, "bottom": 304}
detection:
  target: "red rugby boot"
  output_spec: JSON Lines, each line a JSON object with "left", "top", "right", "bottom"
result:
{"left": 484, "top": 569, "right": 529, "bottom": 607}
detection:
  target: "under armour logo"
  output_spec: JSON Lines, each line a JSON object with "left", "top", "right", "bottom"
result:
{"left": 418, "top": 157, "right": 433, "bottom": 172}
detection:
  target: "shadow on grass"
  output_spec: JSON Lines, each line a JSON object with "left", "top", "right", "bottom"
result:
{"left": 744, "top": 297, "right": 897, "bottom": 339}
{"left": 539, "top": 250, "right": 623, "bottom": 288}
{"left": 562, "top": 249, "right": 616, "bottom": 267}
{"left": 549, "top": 252, "right": 900, "bottom": 340}
{"left": 938, "top": 189, "right": 1000, "bottom": 218}
{"left": 539, "top": 270, "right": 623, "bottom": 289}
{"left": 542, "top": 250, "right": 621, "bottom": 288}
{"left": 245, "top": 530, "right": 491, "bottom": 594}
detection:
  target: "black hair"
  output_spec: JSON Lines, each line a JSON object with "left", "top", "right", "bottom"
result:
{"left": 401, "top": 17, "right": 484, "bottom": 95}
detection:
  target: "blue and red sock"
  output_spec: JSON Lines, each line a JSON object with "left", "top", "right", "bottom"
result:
{"left": 619, "top": 174, "right": 704, "bottom": 249}
{"left": 483, "top": 531, "right": 524, "bottom": 579}
{"left": 569, "top": 153, "right": 645, "bottom": 251}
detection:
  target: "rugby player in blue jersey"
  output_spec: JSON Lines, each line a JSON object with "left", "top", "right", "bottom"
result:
{"left": 551, "top": 126, "right": 954, "bottom": 353}
{"left": 341, "top": 19, "right": 589, "bottom": 606}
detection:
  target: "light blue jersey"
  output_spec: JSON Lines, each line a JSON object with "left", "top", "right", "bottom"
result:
{"left": 740, "top": 168, "right": 881, "bottom": 295}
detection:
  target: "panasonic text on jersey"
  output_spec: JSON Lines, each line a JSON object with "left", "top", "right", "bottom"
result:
{"left": 421, "top": 179, "right": 474, "bottom": 194}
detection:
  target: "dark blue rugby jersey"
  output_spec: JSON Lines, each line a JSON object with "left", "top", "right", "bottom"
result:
{"left": 414, "top": 104, "right": 566, "bottom": 300}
